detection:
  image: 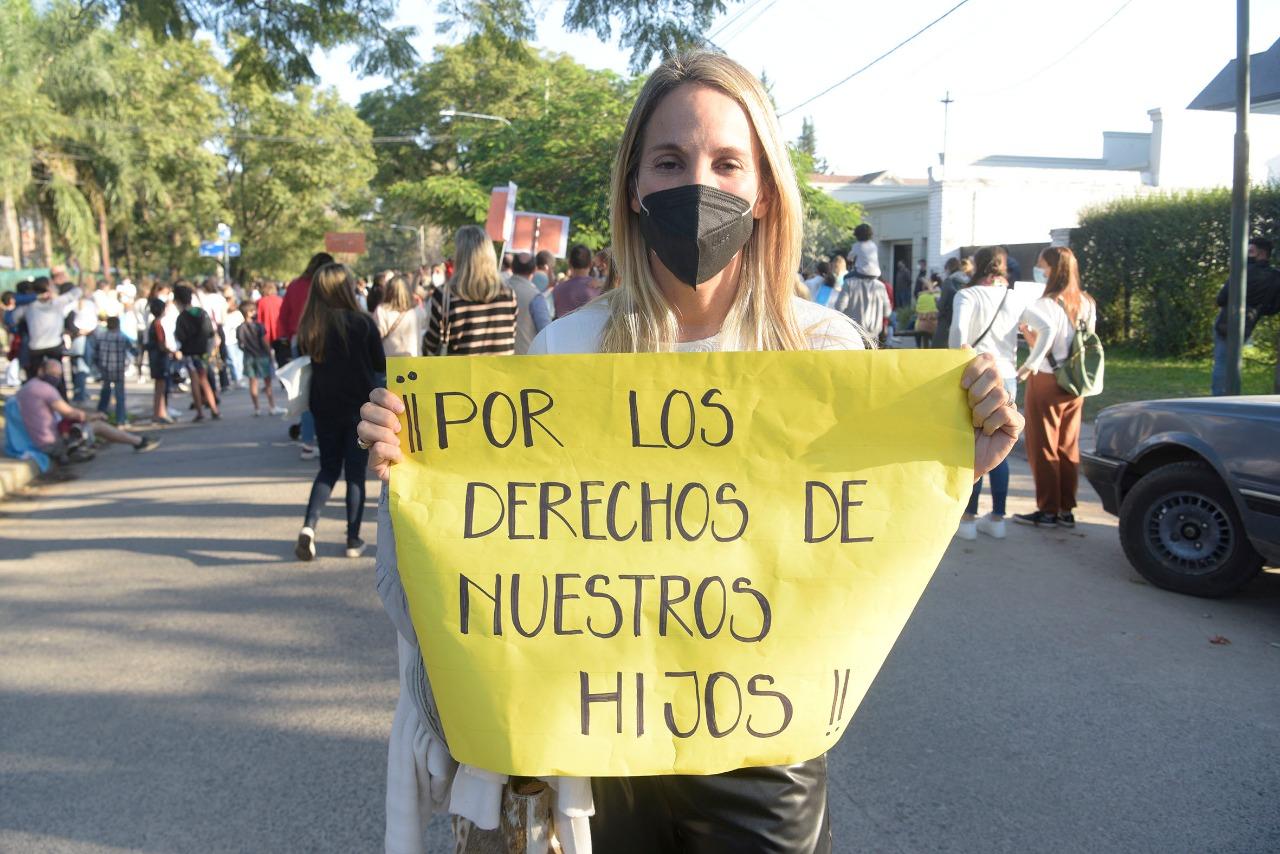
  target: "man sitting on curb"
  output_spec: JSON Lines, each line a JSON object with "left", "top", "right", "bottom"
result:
{"left": 15, "top": 357, "right": 160, "bottom": 463}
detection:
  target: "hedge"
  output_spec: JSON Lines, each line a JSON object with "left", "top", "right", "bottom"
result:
{"left": 1071, "top": 184, "right": 1280, "bottom": 360}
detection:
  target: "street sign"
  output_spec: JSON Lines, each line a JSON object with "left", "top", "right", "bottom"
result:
{"left": 200, "top": 240, "right": 241, "bottom": 258}
{"left": 216, "top": 222, "right": 232, "bottom": 240}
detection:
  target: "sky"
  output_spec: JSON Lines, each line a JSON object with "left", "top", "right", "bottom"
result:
{"left": 311, "top": 0, "right": 1280, "bottom": 178}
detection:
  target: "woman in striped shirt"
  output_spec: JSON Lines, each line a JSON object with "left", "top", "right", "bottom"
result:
{"left": 423, "top": 226, "right": 518, "bottom": 356}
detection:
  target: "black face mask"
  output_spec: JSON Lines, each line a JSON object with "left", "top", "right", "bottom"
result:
{"left": 637, "top": 184, "right": 755, "bottom": 288}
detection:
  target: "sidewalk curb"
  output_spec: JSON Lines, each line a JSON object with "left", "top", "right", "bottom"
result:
{"left": 0, "top": 456, "right": 41, "bottom": 500}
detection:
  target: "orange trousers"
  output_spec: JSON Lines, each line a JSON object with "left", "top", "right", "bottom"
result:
{"left": 1023, "top": 371, "right": 1084, "bottom": 515}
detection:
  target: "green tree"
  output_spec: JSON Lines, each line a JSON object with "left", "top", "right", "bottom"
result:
{"left": 790, "top": 147, "right": 860, "bottom": 267}
{"left": 224, "top": 77, "right": 376, "bottom": 278}
{"left": 360, "top": 43, "right": 637, "bottom": 248}
{"left": 84, "top": 0, "right": 418, "bottom": 88}
{"left": 440, "top": 0, "right": 735, "bottom": 72}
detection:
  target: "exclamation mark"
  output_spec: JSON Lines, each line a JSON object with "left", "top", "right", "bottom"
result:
{"left": 826, "top": 668, "right": 851, "bottom": 736}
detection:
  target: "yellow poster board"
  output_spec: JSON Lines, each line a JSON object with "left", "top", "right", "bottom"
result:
{"left": 388, "top": 349, "right": 972, "bottom": 777}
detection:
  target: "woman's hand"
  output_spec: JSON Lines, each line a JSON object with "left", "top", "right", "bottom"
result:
{"left": 358, "top": 387, "right": 405, "bottom": 482}
{"left": 961, "top": 352, "right": 1023, "bottom": 481}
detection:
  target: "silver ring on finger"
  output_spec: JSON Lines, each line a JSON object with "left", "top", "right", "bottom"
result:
{"left": 356, "top": 435, "right": 371, "bottom": 451}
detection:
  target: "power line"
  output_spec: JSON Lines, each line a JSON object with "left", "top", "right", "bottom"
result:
{"left": 719, "top": 0, "right": 780, "bottom": 45}
{"left": 707, "top": 0, "right": 773, "bottom": 42}
{"left": 779, "top": 0, "right": 973, "bottom": 118}
{"left": 965, "top": 0, "right": 1136, "bottom": 98}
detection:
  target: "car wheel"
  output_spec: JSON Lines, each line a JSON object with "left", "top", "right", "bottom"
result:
{"left": 1118, "top": 461, "right": 1263, "bottom": 598}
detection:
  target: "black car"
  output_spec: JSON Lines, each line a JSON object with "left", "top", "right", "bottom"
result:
{"left": 1082, "top": 396, "right": 1280, "bottom": 597}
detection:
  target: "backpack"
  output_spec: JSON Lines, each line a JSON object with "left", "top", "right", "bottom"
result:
{"left": 1046, "top": 299, "right": 1104, "bottom": 398}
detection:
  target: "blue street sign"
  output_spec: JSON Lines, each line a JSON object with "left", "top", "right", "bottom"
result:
{"left": 199, "top": 241, "right": 223, "bottom": 257}
{"left": 226, "top": 242, "right": 241, "bottom": 257}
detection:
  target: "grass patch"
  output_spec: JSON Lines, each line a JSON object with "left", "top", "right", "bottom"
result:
{"left": 1009, "top": 343, "right": 1276, "bottom": 421}
{"left": 1084, "top": 345, "right": 1276, "bottom": 420}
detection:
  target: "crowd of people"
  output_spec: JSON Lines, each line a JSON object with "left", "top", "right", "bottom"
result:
{"left": 799, "top": 229, "right": 1100, "bottom": 538}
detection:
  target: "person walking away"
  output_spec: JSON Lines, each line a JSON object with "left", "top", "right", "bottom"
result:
{"left": 508, "top": 252, "right": 552, "bottom": 355}
{"left": 223, "top": 293, "right": 245, "bottom": 387}
{"left": 1210, "top": 236, "right": 1280, "bottom": 395}
{"left": 144, "top": 297, "right": 174, "bottom": 423}
{"left": 1014, "top": 247, "right": 1097, "bottom": 528}
{"left": 374, "top": 275, "right": 429, "bottom": 359}
{"left": 92, "top": 316, "right": 133, "bottom": 425}
{"left": 932, "top": 256, "right": 970, "bottom": 348}
{"left": 914, "top": 276, "right": 941, "bottom": 347}
{"left": 256, "top": 282, "right": 287, "bottom": 366}
{"left": 552, "top": 244, "right": 602, "bottom": 317}
{"left": 357, "top": 51, "right": 1021, "bottom": 853}
{"left": 236, "top": 301, "right": 284, "bottom": 416}
{"left": 173, "top": 285, "right": 220, "bottom": 421}
{"left": 533, "top": 250, "right": 558, "bottom": 319}
{"left": 913, "top": 258, "right": 929, "bottom": 297}
{"left": 12, "top": 277, "right": 79, "bottom": 390}
{"left": 803, "top": 261, "right": 831, "bottom": 305}
{"left": 892, "top": 260, "right": 912, "bottom": 316}
{"left": 16, "top": 357, "right": 158, "bottom": 462}
{"left": 817, "top": 256, "right": 846, "bottom": 306}
{"left": 832, "top": 263, "right": 891, "bottom": 343}
{"left": 278, "top": 253, "right": 335, "bottom": 460}
{"left": 949, "top": 246, "right": 1024, "bottom": 540}
{"left": 294, "top": 264, "right": 385, "bottom": 561}
{"left": 423, "top": 226, "right": 518, "bottom": 357}
{"left": 68, "top": 289, "right": 100, "bottom": 403}
{"left": 847, "top": 223, "right": 881, "bottom": 284}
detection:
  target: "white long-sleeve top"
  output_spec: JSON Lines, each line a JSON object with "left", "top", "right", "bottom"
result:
{"left": 379, "top": 295, "right": 864, "bottom": 853}
{"left": 1020, "top": 296, "right": 1097, "bottom": 375}
{"left": 948, "top": 282, "right": 1025, "bottom": 379}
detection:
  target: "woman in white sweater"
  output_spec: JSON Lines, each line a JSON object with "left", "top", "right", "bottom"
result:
{"left": 949, "top": 246, "right": 1025, "bottom": 540}
{"left": 373, "top": 274, "right": 429, "bottom": 358}
{"left": 1014, "top": 247, "right": 1097, "bottom": 529}
{"left": 356, "top": 51, "right": 1023, "bottom": 854}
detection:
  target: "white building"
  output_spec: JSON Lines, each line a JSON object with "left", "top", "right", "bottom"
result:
{"left": 813, "top": 105, "right": 1280, "bottom": 277}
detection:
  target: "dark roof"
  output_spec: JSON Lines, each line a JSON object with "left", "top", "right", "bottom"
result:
{"left": 1188, "top": 36, "right": 1280, "bottom": 111}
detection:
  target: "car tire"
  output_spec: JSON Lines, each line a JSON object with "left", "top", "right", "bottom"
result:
{"left": 1118, "top": 461, "right": 1263, "bottom": 598}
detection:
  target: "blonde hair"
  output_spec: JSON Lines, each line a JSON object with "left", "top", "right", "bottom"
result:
{"left": 448, "top": 225, "right": 505, "bottom": 303}
{"left": 382, "top": 274, "right": 413, "bottom": 312}
{"left": 600, "top": 50, "right": 809, "bottom": 353}
{"left": 832, "top": 255, "right": 847, "bottom": 277}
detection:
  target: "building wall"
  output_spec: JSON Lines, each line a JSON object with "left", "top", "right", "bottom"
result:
{"left": 926, "top": 167, "right": 1156, "bottom": 270}
{"left": 858, "top": 197, "right": 928, "bottom": 277}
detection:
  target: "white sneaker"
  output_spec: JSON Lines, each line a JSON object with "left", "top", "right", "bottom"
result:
{"left": 956, "top": 519, "right": 978, "bottom": 540}
{"left": 977, "top": 515, "right": 1007, "bottom": 539}
{"left": 295, "top": 526, "right": 316, "bottom": 561}
{"left": 252, "top": 409, "right": 261, "bottom": 417}
{"left": 270, "top": 406, "right": 287, "bottom": 416}
{"left": 300, "top": 445, "right": 318, "bottom": 460}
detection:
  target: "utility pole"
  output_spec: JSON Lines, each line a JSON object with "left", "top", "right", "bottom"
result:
{"left": 939, "top": 90, "right": 954, "bottom": 166}
{"left": 1224, "top": 0, "right": 1250, "bottom": 396}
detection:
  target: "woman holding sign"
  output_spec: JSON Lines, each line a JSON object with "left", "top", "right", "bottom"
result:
{"left": 358, "top": 51, "right": 1022, "bottom": 854}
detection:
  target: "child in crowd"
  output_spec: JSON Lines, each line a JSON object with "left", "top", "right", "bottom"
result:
{"left": 92, "top": 316, "right": 134, "bottom": 424}
{"left": 236, "top": 301, "right": 283, "bottom": 416}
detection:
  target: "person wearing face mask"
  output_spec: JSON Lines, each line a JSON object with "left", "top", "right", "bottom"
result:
{"left": 358, "top": 51, "right": 1021, "bottom": 854}
{"left": 1210, "top": 236, "right": 1280, "bottom": 395}
{"left": 1014, "top": 246, "right": 1097, "bottom": 529}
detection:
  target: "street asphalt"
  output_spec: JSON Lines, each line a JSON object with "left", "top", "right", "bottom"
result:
{"left": 1, "top": 380, "right": 1277, "bottom": 853}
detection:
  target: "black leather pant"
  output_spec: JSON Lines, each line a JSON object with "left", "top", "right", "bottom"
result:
{"left": 590, "top": 755, "right": 831, "bottom": 853}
